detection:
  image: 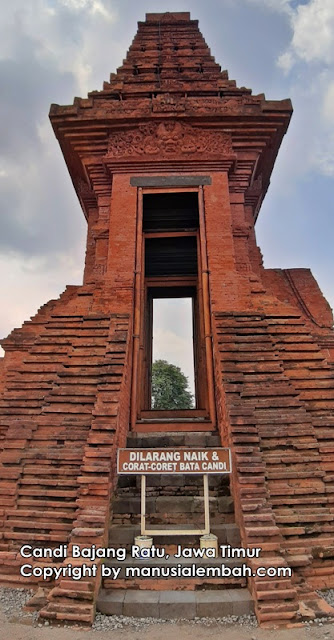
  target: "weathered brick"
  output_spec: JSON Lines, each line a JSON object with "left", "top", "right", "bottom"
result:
{"left": 0, "top": 10, "right": 333, "bottom": 632}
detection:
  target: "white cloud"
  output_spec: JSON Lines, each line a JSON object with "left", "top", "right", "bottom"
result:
{"left": 271, "top": 0, "right": 334, "bottom": 177}
{"left": 58, "top": 0, "right": 113, "bottom": 17}
{"left": 290, "top": 0, "right": 334, "bottom": 65}
{"left": 277, "top": 0, "right": 334, "bottom": 69}
{"left": 277, "top": 50, "right": 293, "bottom": 73}
{"left": 245, "top": 0, "right": 293, "bottom": 16}
{"left": 322, "top": 82, "right": 334, "bottom": 123}
{"left": 314, "top": 75, "right": 334, "bottom": 175}
{"left": 0, "top": 0, "right": 118, "bottom": 97}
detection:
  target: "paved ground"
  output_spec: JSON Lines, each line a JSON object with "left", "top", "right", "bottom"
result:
{"left": 1, "top": 615, "right": 334, "bottom": 640}
{"left": 0, "top": 588, "right": 333, "bottom": 640}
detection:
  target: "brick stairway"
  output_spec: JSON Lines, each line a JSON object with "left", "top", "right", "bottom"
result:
{"left": 265, "top": 314, "right": 334, "bottom": 591}
{"left": 0, "top": 290, "right": 133, "bottom": 625}
{"left": 38, "top": 312, "right": 132, "bottom": 625}
{"left": 214, "top": 310, "right": 334, "bottom": 625}
{"left": 0, "top": 312, "right": 112, "bottom": 558}
{"left": 97, "top": 430, "right": 254, "bottom": 619}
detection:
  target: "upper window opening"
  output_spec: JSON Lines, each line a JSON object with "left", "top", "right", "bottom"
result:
{"left": 145, "top": 236, "right": 197, "bottom": 278}
{"left": 143, "top": 192, "right": 199, "bottom": 231}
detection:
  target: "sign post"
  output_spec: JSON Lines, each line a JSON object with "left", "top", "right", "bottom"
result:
{"left": 117, "top": 447, "right": 231, "bottom": 538}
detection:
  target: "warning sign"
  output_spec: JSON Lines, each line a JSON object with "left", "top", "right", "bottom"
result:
{"left": 117, "top": 448, "right": 231, "bottom": 475}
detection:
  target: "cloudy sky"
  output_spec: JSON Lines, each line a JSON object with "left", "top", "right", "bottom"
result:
{"left": 1, "top": 1, "right": 334, "bottom": 392}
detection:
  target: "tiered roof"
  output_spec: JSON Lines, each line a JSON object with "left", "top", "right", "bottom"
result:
{"left": 50, "top": 12, "right": 292, "bottom": 221}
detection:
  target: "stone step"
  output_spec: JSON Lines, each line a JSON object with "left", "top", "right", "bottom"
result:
{"left": 126, "top": 432, "right": 221, "bottom": 448}
{"left": 104, "top": 554, "right": 247, "bottom": 590}
{"left": 109, "top": 523, "right": 240, "bottom": 548}
{"left": 112, "top": 495, "right": 234, "bottom": 516}
{"left": 136, "top": 474, "right": 227, "bottom": 489}
{"left": 117, "top": 473, "right": 229, "bottom": 493}
{"left": 97, "top": 588, "right": 254, "bottom": 619}
{"left": 134, "top": 422, "right": 214, "bottom": 433}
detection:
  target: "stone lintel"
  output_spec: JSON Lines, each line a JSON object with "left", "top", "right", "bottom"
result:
{"left": 130, "top": 176, "right": 212, "bottom": 188}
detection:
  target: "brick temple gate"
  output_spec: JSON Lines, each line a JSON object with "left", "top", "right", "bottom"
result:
{"left": 1, "top": 11, "right": 334, "bottom": 627}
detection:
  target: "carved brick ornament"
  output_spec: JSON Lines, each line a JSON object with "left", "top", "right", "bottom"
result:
{"left": 152, "top": 93, "right": 186, "bottom": 112}
{"left": 106, "top": 121, "right": 233, "bottom": 158}
{"left": 77, "top": 178, "right": 97, "bottom": 208}
{"left": 186, "top": 95, "right": 261, "bottom": 115}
